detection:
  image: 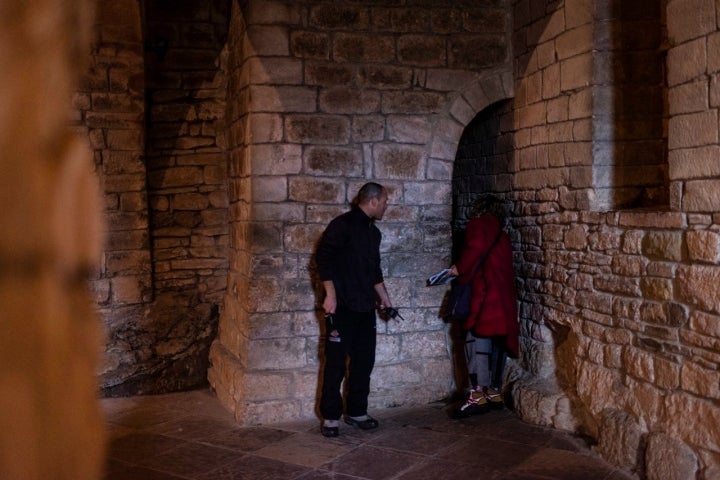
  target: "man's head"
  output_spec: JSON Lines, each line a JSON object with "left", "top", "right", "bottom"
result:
{"left": 357, "top": 182, "right": 388, "bottom": 220}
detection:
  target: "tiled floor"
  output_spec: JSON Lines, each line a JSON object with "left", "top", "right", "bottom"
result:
{"left": 102, "top": 389, "right": 634, "bottom": 480}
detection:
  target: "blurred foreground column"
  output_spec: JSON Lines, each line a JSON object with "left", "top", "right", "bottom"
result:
{"left": 0, "top": 2, "right": 106, "bottom": 479}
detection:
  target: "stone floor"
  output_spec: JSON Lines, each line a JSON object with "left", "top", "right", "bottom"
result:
{"left": 101, "top": 389, "right": 635, "bottom": 480}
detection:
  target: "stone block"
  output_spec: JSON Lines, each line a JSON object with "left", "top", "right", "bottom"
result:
{"left": 352, "top": 115, "right": 385, "bottom": 142}
{"left": 309, "top": 4, "right": 369, "bottom": 30}
{"left": 305, "top": 61, "right": 355, "bottom": 86}
{"left": 667, "top": 0, "right": 715, "bottom": 45}
{"left": 247, "top": 85, "right": 317, "bottom": 113}
{"left": 283, "top": 223, "right": 324, "bottom": 254}
{"left": 319, "top": 87, "right": 380, "bottom": 114}
{"left": 680, "top": 361, "right": 720, "bottom": 398}
{"left": 374, "top": 144, "right": 425, "bottom": 180}
{"left": 290, "top": 31, "right": 329, "bottom": 59}
{"left": 382, "top": 91, "right": 444, "bottom": 114}
{"left": 246, "top": 57, "right": 303, "bottom": 85}
{"left": 245, "top": 25, "right": 289, "bottom": 56}
{"left": 387, "top": 116, "right": 432, "bottom": 145}
{"left": 243, "top": 372, "right": 292, "bottom": 401}
{"left": 304, "top": 146, "right": 362, "bottom": 176}
{"left": 449, "top": 34, "right": 506, "bottom": 69}
{"left": 251, "top": 176, "right": 287, "bottom": 202}
{"left": 560, "top": 53, "right": 592, "bottom": 92}
{"left": 288, "top": 176, "right": 345, "bottom": 204}
{"left": 667, "top": 38, "right": 706, "bottom": 87}
{"left": 555, "top": 24, "right": 591, "bottom": 61}
{"left": 645, "top": 432, "right": 698, "bottom": 480}
{"left": 285, "top": 114, "right": 350, "bottom": 144}
{"left": 684, "top": 179, "right": 720, "bottom": 212}
{"left": 669, "top": 80, "right": 708, "bottom": 115}
{"left": 677, "top": 265, "right": 720, "bottom": 313}
{"left": 686, "top": 230, "right": 720, "bottom": 263}
{"left": 111, "top": 275, "right": 147, "bottom": 304}
{"left": 248, "top": 337, "right": 308, "bottom": 370}
{"left": 375, "top": 334, "right": 401, "bottom": 364}
{"left": 397, "top": 35, "right": 446, "bottom": 67}
{"left": 669, "top": 146, "right": 720, "bottom": 180}
{"left": 333, "top": 33, "right": 394, "bottom": 63}
{"left": 668, "top": 110, "right": 718, "bottom": 150}
{"left": 249, "top": 144, "right": 302, "bottom": 175}
{"left": 596, "top": 409, "right": 645, "bottom": 471}
{"left": 173, "top": 193, "right": 209, "bottom": 211}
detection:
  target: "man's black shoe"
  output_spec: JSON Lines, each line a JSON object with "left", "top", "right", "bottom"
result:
{"left": 321, "top": 425, "right": 339, "bottom": 437}
{"left": 344, "top": 416, "right": 379, "bottom": 430}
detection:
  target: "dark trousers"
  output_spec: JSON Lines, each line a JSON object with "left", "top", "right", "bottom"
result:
{"left": 320, "top": 308, "right": 376, "bottom": 420}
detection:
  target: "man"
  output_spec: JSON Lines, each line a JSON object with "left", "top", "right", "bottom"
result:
{"left": 315, "top": 182, "right": 393, "bottom": 437}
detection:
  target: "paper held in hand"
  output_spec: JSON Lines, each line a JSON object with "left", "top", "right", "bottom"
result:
{"left": 427, "top": 268, "right": 454, "bottom": 286}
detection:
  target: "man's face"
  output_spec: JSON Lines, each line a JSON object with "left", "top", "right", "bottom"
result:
{"left": 371, "top": 191, "right": 389, "bottom": 220}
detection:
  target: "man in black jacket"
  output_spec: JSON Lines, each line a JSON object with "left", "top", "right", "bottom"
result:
{"left": 315, "top": 182, "right": 393, "bottom": 437}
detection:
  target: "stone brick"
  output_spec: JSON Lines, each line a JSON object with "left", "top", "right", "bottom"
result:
{"left": 669, "top": 80, "right": 709, "bottom": 115}
{"left": 352, "top": 115, "right": 385, "bottom": 142}
{"left": 319, "top": 87, "right": 380, "bottom": 114}
{"left": 642, "top": 231, "right": 684, "bottom": 261}
{"left": 304, "top": 146, "right": 362, "bottom": 176}
{"left": 667, "top": 0, "right": 715, "bottom": 45}
{"left": 290, "top": 31, "right": 329, "bottom": 59}
{"left": 333, "top": 33, "right": 394, "bottom": 63}
{"left": 560, "top": 53, "right": 592, "bottom": 92}
{"left": 397, "top": 35, "right": 446, "bottom": 66}
{"left": 668, "top": 111, "right": 718, "bottom": 150}
{"left": 669, "top": 146, "right": 720, "bottom": 180}
{"left": 247, "top": 86, "right": 317, "bottom": 113}
{"left": 555, "top": 24, "right": 591, "bottom": 61}
{"left": 382, "top": 91, "right": 445, "bottom": 114}
{"left": 689, "top": 310, "right": 720, "bottom": 337}
{"left": 684, "top": 180, "right": 720, "bottom": 212}
{"left": 250, "top": 176, "right": 286, "bottom": 203}
{"left": 359, "top": 65, "right": 412, "bottom": 89}
{"left": 247, "top": 338, "right": 308, "bottom": 369}
{"left": 596, "top": 409, "right": 646, "bottom": 471}
{"left": 387, "top": 116, "right": 432, "bottom": 145}
{"left": 618, "top": 212, "right": 686, "bottom": 229}
{"left": 309, "top": 4, "right": 369, "bottom": 30}
{"left": 288, "top": 176, "right": 345, "bottom": 204}
{"left": 686, "top": 230, "right": 720, "bottom": 263}
{"left": 677, "top": 265, "right": 720, "bottom": 313}
{"left": 681, "top": 361, "right": 720, "bottom": 398}
{"left": 449, "top": 34, "right": 506, "bottom": 69}
{"left": 245, "top": 25, "right": 290, "bottom": 56}
{"left": 249, "top": 144, "right": 302, "bottom": 175}
{"left": 645, "top": 432, "right": 698, "bottom": 480}
{"left": 667, "top": 37, "right": 707, "bottom": 87}
{"left": 374, "top": 144, "right": 425, "bottom": 180}
{"left": 173, "top": 193, "right": 209, "bottom": 210}
{"left": 641, "top": 277, "right": 674, "bottom": 301}
{"left": 104, "top": 173, "right": 146, "bottom": 193}
{"left": 245, "top": 57, "right": 303, "bottom": 85}
{"left": 305, "top": 61, "right": 355, "bottom": 86}
{"left": 285, "top": 114, "right": 351, "bottom": 144}
{"left": 148, "top": 167, "right": 204, "bottom": 189}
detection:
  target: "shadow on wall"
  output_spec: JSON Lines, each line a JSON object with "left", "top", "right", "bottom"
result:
{"left": 97, "top": 0, "right": 231, "bottom": 396}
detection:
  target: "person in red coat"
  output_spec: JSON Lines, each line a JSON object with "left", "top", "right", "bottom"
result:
{"left": 448, "top": 196, "right": 519, "bottom": 416}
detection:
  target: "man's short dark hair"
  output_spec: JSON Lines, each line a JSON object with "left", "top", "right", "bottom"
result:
{"left": 357, "top": 182, "right": 385, "bottom": 205}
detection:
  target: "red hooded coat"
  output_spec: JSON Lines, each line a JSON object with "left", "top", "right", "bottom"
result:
{"left": 455, "top": 214, "right": 519, "bottom": 358}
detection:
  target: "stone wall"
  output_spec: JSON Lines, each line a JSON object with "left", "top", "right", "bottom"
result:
{"left": 79, "top": 0, "right": 230, "bottom": 395}
{"left": 0, "top": 1, "right": 106, "bottom": 478}
{"left": 509, "top": 1, "right": 720, "bottom": 478}
{"left": 208, "top": 0, "right": 515, "bottom": 424}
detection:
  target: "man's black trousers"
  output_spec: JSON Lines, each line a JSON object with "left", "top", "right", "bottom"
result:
{"left": 320, "top": 308, "right": 376, "bottom": 420}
